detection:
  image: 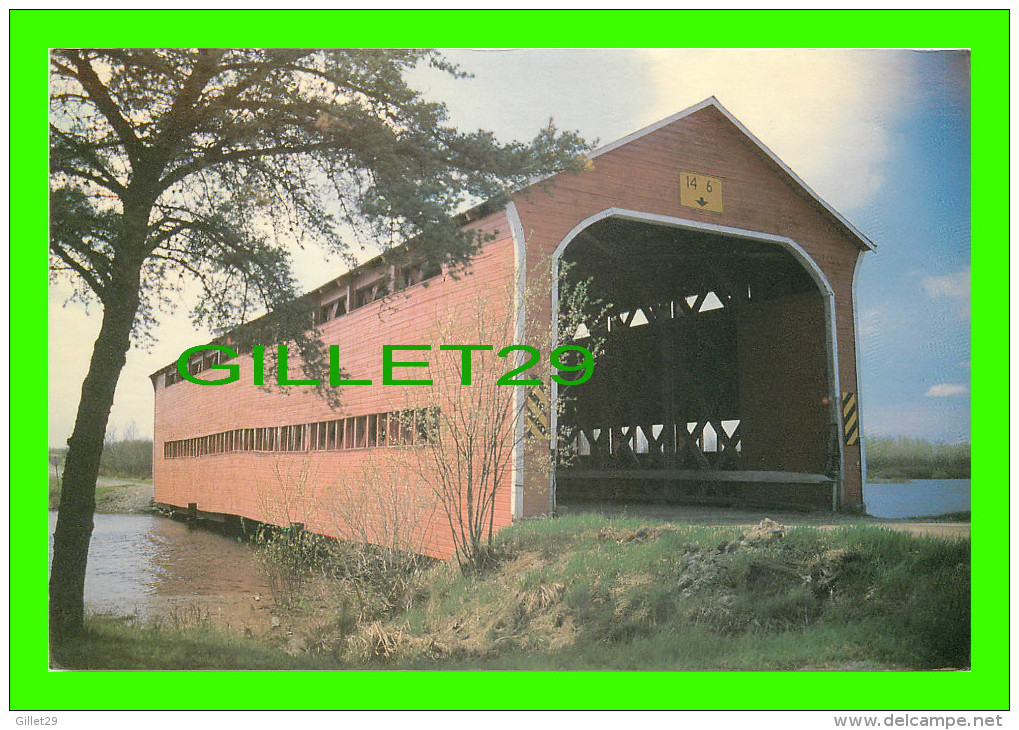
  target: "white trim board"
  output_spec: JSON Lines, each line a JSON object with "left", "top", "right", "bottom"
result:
{"left": 505, "top": 201, "right": 528, "bottom": 520}
{"left": 549, "top": 208, "right": 846, "bottom": 512}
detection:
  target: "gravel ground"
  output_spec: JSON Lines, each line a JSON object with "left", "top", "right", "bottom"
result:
{"left": 94, "top": 479, "right": 156, "bottom": 513}
{"left": 557, "top": 501, "right": 970, "bottom": 540}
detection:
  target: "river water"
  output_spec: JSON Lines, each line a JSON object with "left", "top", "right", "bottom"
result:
{"left": 47, "top": 511, "right": 271, "bottom": 626}
{"left": 863, "top": 479, "right": 971, "bottom": 519}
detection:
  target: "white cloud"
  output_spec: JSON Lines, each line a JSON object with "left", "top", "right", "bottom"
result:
{"left": 922, "top": 267, "right": 970, "bottom": 316}
{"left": 922, "top": 268, "right": 970, "bottom": 299}
{"left": 859, "top": 307, "right": 882, "bottom": 338}
{"left": 640, "top": 49, "right": 921, "bottom": 211}
{"left": 924, "top": 384, "right": 968, "bottom": 397}
{"left": 409, "top": 49, "right": 950, "bottom": 214}
{"left": 417, "top": 49, "right": 923, "bottom": 215}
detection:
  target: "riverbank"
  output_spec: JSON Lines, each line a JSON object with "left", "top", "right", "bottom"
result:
{"left": 49, "top": 476, "right": 155, "bottom": 513}
{"left": 51, "top": 513, "right": 970, "bottom": 671}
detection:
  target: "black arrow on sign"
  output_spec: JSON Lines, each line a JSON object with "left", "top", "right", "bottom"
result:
{"left": 696, "top": 197, "right": 709, "bottom": 207}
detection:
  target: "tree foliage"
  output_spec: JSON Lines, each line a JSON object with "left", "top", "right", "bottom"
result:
{"left": 48, "top": 47, "right": 589, "bottom": 642}
{"left": 50, "top": 48, "right": 586, "bottom": 346}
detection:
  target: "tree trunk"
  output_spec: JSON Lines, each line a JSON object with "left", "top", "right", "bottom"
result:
{"left": 49, "top": 269, "right": 142, "bottom": 645}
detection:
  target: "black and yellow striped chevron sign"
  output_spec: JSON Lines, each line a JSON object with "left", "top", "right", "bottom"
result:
{"left": 525, "top": 386, "right": 549, "bottom": 439}
{"left": 842, "top": 391, "right": 859, "bottom": 445}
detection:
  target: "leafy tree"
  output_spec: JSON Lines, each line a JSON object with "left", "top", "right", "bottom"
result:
{"left": 48, "top": 48, "right": 587, "bottom": 643}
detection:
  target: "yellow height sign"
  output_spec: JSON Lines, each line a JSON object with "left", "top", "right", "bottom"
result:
{"left": 526, "top": 385, "right": 549, "bottom": 439}
{"left": 679, "top": 171, "right": 723, "bottom": 213}
{"left": 842, "top": 391, "right": 859, "bottom": 446}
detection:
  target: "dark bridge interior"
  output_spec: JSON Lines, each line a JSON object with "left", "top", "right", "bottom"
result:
{"left": 555, "top": 218, "right": 838, "bottom": 509}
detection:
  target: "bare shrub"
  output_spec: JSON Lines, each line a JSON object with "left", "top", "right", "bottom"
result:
{"left": 397, "top": 286, "right": 521, "bottom": 573}
{"left": 395, "top": 257, "right": 607, "bottom": 573}
{"left": 328, "top": 450, "right": 436, "bottom": 567}
{"left": 320, "top": 450, "right": 437, "bottom": 617}
{"left": 251, "top": 458, "right": 322, "bottom": 610}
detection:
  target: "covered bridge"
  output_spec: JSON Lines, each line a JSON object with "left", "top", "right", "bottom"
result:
{"left": 151, "top": 97, "right": 872, "bottom": 558}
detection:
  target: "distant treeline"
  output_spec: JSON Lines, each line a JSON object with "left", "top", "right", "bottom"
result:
{"left": 98, "top": 438, "right": 154, "bottom": 479}
{"left": 50, "top": 432, "right": 153, "bottom": 480}
{"left": 865, "top": 436, "right": 970, "bottom": 480}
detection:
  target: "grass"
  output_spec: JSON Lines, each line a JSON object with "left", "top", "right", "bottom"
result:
{"left": 49, "top": 475, "right": 153, "bottom": 512}
{"left": 51, "top": 610, "right": 333, "bottom": 670}
{"left": 376, "top": 515, "right": 969, "bottom": 670}
{"left": 51, "top": 513, "right": 971, "bottom": 671}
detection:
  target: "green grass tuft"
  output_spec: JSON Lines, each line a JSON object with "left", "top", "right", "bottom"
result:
{"left": 51, "top": 612, "right": 334, "bottom": 670}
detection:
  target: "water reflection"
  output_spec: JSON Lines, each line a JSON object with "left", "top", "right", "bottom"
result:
{"left": 863, "top": 479, "right": 971, "bottom": 519}
{"left": 48, "top": 511, "right": 271, "bottom": 626}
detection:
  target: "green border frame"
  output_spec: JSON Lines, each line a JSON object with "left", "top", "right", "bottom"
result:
{"left": 15, "top": 9, "right": 1007, "bottom": 710}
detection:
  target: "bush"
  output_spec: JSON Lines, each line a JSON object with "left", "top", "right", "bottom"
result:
{"left": 99, "top": 438, "right": 153, "bottom": 479}
{"left": 865, "top": 436, "right": 970, "bottom": 480}
{"left": 320, "top": 539, "right": 430, "bottom": 620}
{"left": 252, "top": 523, "right": 323, "bottom": 610}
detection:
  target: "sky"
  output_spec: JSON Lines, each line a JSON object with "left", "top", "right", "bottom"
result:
{"left": 48, "top": 48, "right": 971, "bottom": 447}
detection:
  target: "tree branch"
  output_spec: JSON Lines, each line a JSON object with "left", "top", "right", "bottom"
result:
{"left": 61, "top": 51, "right": 145, "bottom": 166}
{"left": 50, "top": 242, "right": 108, "bottom": 301}
{"left": 157, "top": 140, "right": 342, "bottom": 193}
